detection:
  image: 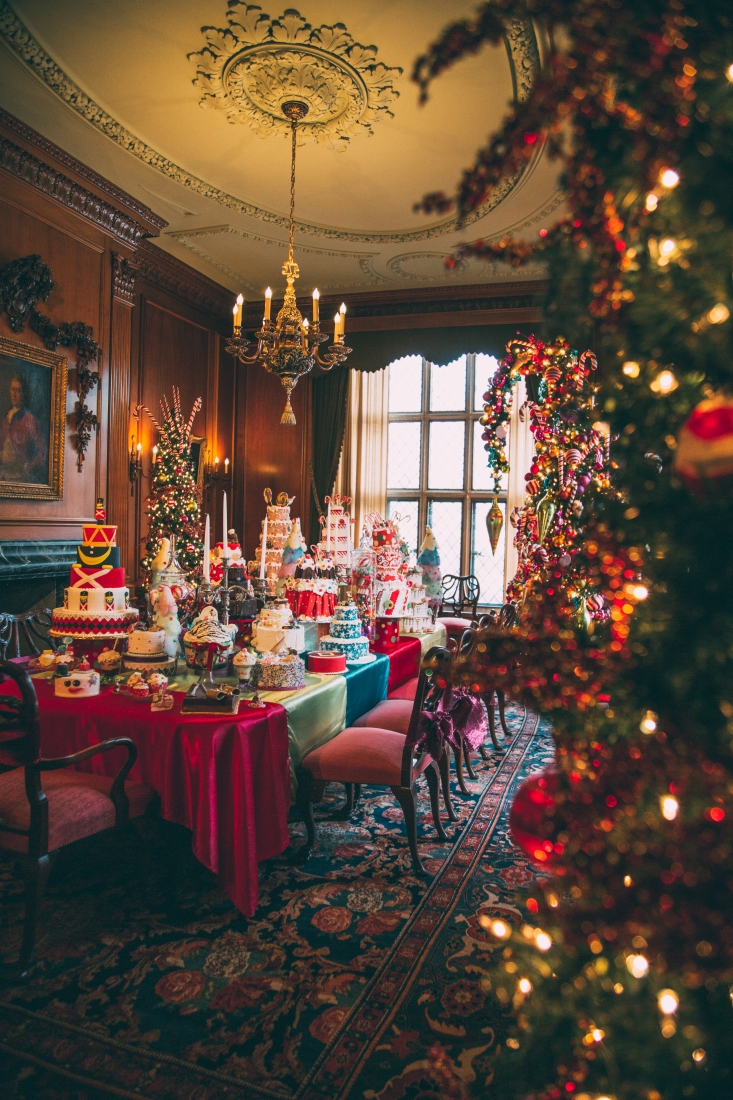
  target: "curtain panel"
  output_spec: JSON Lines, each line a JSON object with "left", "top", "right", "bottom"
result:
{"left": 335, "top": 367, "right": 389, "bottom": 541}
{"left": 308, "top": 367, "right": 351, "bottom": 546}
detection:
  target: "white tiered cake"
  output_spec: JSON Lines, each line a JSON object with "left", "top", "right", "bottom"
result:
{"left": 248, "top": 490, "right": 295, "bottom": 595}
{"left": 320, "top": 600, "right": 370, "bottom": 662}
{"left": 403, "top": 580, "right": 434, "bottom": 634}
{"left": 318, "top": 495, "right": 353, "bottom": 571}
{"left": 51, "top": 500, "right": 138, "bottom": 640}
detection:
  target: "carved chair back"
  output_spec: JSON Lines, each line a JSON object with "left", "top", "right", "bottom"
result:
{"left": 0, "top": 608, "right": 56, "bottom": 662}
{"left": 0, "top": 658, "right": 42, "bottom": 768}
{"left": 399, "top": 645, "right": 454, "bottom": 784}
{"left": 439, "top": 574, "right": 480, "bottom": 622}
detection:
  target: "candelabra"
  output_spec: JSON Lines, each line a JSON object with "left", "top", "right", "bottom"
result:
{"left": 203, "top": 455, "right": 231, "bottom": 491}
{"left": 225, "top": 101, "right": 351, "bottom": 426}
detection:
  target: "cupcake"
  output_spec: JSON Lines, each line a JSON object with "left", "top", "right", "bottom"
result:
{"left": 233, "top": 647, "right": 257, "bottom": 682}
{"left": 147, "top": 671, "right": 168, "bottom": 694}
{"left": 38, "top": 649, "right": 56, "bottom": 670}
{"left": 183, "top": 606, "right": 234, "bottom": 668}
{"left": 97, "top": 647, "right": 122, "bottom": 673}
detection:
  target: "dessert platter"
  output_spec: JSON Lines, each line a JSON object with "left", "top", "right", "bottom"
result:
{"left": 124, "top": 625, "right": 176, "bottom": 671}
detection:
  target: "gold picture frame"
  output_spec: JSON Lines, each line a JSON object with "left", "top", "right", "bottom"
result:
{"left": 0, "top": 335, "right": 66, "bottom": 500}
{"left": 189, "top": 435, "right": 207, "bottom": 488}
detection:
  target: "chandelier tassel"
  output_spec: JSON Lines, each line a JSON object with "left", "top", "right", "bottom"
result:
{"left": 281, "top": 388, "right": 296, "bottom": 426}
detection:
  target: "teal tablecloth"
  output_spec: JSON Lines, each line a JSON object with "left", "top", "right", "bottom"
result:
{"left": 343, "top": 653, "right": 390, "bottom": 728}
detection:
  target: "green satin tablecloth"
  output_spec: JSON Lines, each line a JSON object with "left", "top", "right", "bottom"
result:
{"left": 258, "top": 672, "right": 347, "bottom": 796}
{"left": 400, "top": 624, "right": 447, "bottom": 655}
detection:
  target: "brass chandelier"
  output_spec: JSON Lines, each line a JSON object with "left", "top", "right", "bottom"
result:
{"left": 226, "top": 100, "right": 351, "bottom": 426}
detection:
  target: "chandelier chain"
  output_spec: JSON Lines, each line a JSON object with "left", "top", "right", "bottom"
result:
{"left": 289, "top": 118, "right": 297, "bottom": 261}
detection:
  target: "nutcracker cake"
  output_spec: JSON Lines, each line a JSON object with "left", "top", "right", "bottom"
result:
{"left": 50, "top": 499, "right": 139, "bottom": 640}
{"left": 320, "top": 598, "right": 370, "bottom": 662}
{"left": 248, "top": 489, "right": 296, "bottom": 595}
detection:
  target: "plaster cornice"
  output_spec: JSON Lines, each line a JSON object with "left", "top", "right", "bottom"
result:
{"left": 0, "top": 1, "right": 541, "bottom": 244}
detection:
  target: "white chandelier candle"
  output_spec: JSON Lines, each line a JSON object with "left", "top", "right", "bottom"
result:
{"left": 225, "top": 101, "right": 351, "bottom": 426}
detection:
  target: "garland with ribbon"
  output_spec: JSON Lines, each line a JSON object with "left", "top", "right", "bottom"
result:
{"left": 480, "top": 334, "right": 619, "bottom": 624}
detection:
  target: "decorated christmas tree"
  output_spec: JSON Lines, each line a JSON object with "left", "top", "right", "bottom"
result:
{"left": 415, "top": 2, "right": 733, "bottom": 1096}
{"left": 138, "top": 388, "right": 204, "bottom": 580}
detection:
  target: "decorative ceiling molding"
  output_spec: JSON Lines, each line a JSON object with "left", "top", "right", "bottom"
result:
{"left": 0, "top": 132, "right": 152, "bottom": 247}
{"left": 387, "top": 251, "right": 470, "bottom": 281}
{"left": 135, "top": 240, "right": 235, "bottom": 318}
{"left": 190, "top": 4, "right": 401, "bottom": 147}
{"left": 0, "top": 1, "right": 541, "bottom": 244}
{"left": 0, "top": 107, "right": 166, "bottom": 233}
{"left": 165, "top": 223, "right": 385, "bottom": 291}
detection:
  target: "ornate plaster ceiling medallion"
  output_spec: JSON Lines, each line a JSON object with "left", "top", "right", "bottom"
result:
{"left": 190, "top": 4, "right": 402, "bottom": 145}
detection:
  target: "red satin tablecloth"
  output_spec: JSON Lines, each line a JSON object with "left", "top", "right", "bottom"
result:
{"left": 372, "top": 637, "right": 422, "bottom": 695}
{"left": 3, "top": 678, "right": 291, "bottom": 918}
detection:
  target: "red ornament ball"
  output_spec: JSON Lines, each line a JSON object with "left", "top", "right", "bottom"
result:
{"left": 675, "top": 394, "right": 733, "bottom": 485}
{"left": 509, "top": 768, "right": 561, "bottom": 865}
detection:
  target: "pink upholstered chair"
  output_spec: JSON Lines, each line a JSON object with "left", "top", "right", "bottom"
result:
{"left": 0, "top": 661, "right": 154, "bottom": 976}
{"left": 295, "top": 651, "right": 453, "bottom": 874}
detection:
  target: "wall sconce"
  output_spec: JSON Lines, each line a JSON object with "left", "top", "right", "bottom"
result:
{"left": 129, "top": 438, "right": 157, "bottom": 494}
{"left": 203, "top": 454, "right": 230, "bottom": 491}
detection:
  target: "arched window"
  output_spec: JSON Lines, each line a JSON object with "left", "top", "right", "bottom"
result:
{"left": 386, "top": 352, "right": 510, "bottom": 606}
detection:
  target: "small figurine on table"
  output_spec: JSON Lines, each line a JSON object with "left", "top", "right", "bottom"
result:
{"left": 151, "top": 584, "right": 181, "bottom": 660}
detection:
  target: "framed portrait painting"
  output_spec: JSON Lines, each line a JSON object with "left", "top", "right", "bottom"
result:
{"left": 0, "top": 336, "right": 66, "bottom": 500}
{"left": 189, "top": 435, "right": 207, "bottom": 488}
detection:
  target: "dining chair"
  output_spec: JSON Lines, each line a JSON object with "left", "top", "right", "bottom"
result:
{"left": 295, "top": 649, "right": 453, "bottom": 874}
{"left": 0, "top": 609, "right": 56, "bottom": 662}
{"left": 0, "top": 661, "right": 154, "bottom": 977}
{"left": 476, "top": 603, "right": 518, "bottom": 745}
{"left": 435, "top": 574, "right": 481, "bottom": 642}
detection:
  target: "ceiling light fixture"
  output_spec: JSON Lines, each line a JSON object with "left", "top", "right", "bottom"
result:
{"left": 226, "top": 100, "right": 351, "bottom": 425}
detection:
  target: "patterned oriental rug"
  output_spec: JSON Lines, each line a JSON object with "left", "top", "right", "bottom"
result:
{"left": 0, "top": 705, "right": 554, "bottom": 1100}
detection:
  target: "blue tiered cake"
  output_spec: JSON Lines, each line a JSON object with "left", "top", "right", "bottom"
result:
{"left": 321, "top": 600, "right": 371, "bottom": 662}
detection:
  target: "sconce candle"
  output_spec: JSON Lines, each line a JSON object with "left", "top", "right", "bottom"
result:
{"left": 224, "top": 458, "right": 229, "bottom": 476}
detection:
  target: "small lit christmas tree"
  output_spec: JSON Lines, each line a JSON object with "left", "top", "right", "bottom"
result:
{"left": 138, "top": 388, "right": 203, "bottom": 580}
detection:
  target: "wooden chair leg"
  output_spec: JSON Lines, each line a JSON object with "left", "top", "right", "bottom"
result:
{"left": 451, "top": 741, "right": 470, "bottom": 796}
{"left": 19, "top": 853, "right": 51, "bottom": 977}
{"left": 334, "top": 782, "right": 355, "bottom": 820}
{"left": 354, "top": 783, "right": 362, "bottom": 803}
{"left": 438, "top": 750, "right": 458, "bottom": 821}
{"left": 390, "top": 783, "right": 425, "bottom": 875}
{"left": 483, "top": 690, "right": 502, "bottom": 751}
{"left": 425, "top": 762, "right": 448, "bottom": 842}
{"left": 462, "top": 736, "right": 477, "bottom": 780}
{"left": 293, "top": 770, "right": 326, "bottom": 863}
{"left": 479, "top": 741, "right": 490, "bottom": 760}
{"left": 497, "top": 690, "right": 510, "bottom": 738}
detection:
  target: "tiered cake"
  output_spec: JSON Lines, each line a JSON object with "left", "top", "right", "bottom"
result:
{"left": 318, "top": 495, "right": 353, "bottom": 570}
{"left": 367, "top": 512, "right": 411, "bottom": 617}
{"left": 283, "top": 553, "right": 338, "bottom": 620}
{"left": 248, "top": 490, "right": 295, "bottom": 594}
{"left": 320, "top": 600, "right": 370, "bottom": 662}
{"left": 51, "top": 500, "right": 138, "bottom": 639}
{"left": 403, "top": 577, "right": 434, "bottom": 633}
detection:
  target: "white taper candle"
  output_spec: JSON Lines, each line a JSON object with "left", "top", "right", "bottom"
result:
{"left": 222, "top": 492, "right": 228, "bottom": 560}
{"left": 203, "top": 513, "right": 210, "bottom": 583}
{"left": 260, "top": 514, "right": 268, "bottom": 580}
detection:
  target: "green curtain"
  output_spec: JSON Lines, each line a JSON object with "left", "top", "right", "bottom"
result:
{"left": 309, "top": 367, "right": 350, "bottom": 545}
